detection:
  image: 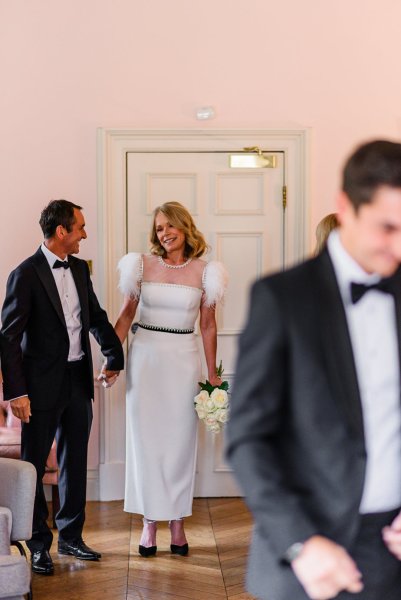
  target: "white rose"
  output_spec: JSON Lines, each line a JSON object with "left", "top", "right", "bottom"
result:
{"left": 215, "top": 408, "right": 229, "bottom": 424}
{"left": 205, "top": 398, "right": 215, "bottom": 411}
{"left": 206, "top": 421, "right": 221, "bottom": 433}
{"left": 194, "top": 390, "right": 210, "bottom": 405}
{"left": 195, "top": 405, "right": 208, "bottom": 420}
{"left": 210, "top": 388, "right": 229, "bottom": 408}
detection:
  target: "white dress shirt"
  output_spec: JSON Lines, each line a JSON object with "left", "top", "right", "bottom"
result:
{"left": 41, "top": 243, "right": 84, "bottom": 362}
{"left": 327, "top": 230, "right": 401, "bottom": 513}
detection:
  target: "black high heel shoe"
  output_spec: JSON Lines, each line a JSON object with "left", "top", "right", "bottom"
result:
{"left": 170, "top": 543, "right": 189, "bottom": 556}
{"left": 139, "top": 544, "right": 157, "bottom": 557}
{"left": 169, "top": 519, "right": 189, "bottom": 555}
{"left": 139, "top": 518, "right": 157, "bottom": 557}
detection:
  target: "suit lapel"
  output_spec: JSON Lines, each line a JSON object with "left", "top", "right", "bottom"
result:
{"left": 314, "top": 251, "right": 365, "bottom": 443}
{"left": 390, "top": 268, "right": 401, "bottom": 386}
{"left": 33, "top": 247, "right": 67, "bottom": 328}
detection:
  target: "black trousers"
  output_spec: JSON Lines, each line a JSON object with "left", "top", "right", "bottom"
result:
{"left": 337, "top": 508, "right": 401, "bottom": 600}
{"left": 22, "top": 359, "right": 92, "bottom": 553}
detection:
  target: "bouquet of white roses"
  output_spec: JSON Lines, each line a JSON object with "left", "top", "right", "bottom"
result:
{"left": 194, "top": 361, "right": 229, "bottom": 433}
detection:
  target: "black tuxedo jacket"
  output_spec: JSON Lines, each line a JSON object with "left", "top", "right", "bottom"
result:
{"left": 0, "top": 247, "right": 124, "bottom": 409}
{"left": 226, "top": 250, "right": 401, "bottom": 600}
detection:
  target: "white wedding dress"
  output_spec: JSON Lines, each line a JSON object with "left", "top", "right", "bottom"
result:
{"left": 118, "top": 253, "right": 227, "bottom": 520}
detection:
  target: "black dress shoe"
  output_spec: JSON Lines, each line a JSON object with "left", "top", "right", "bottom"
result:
{"left": 139, "top": 544, "right": 157, "bottom": 557}
{"left": 58, "top": 539, "right": 101, "bottom": 561}
{"left": 31, "top": 549, "right": 54, "bottom": 575}
{"left": 170, "top": 543, "right": 189, "bottom": 556}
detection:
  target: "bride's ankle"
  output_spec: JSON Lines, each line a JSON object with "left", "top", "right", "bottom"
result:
{"left": 169, "top": 518, "right": 187, "bottom": 545}
{"left": 140, "top": 518, "right": 157, "bottom": 547}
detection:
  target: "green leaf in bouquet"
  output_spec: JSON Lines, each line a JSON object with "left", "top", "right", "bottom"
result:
{"left": 198, "top": 381, "right": 214, "bottom": 393}
{"left": 218, "top": 381, "right": 229, "bottom": 391}
{"left": 216, "top": 360, "right": 224, "bottom": 378}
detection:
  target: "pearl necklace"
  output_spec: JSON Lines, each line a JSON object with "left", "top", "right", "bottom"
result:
{"left": 158, "top": 255, "right": 192, "bottom": 269}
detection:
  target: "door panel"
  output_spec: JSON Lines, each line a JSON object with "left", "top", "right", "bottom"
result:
{"left": 126, "top": 150, "right": 285, "bottom": 496}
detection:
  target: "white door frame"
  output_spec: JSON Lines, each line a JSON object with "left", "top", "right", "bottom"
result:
{"left": 96, "top": 128, "right": 311, "bottom": 500}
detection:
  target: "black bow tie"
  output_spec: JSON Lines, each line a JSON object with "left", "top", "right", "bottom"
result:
{"left": 350, "top": 279, "right": 394, "bottom": 304}
{"left": 53, "top": 259, "right": 69, "bottom": 270}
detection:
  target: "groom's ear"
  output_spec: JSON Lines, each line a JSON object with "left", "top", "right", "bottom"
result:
{"left": 336, "top": 191, "right": 353, "bottom": 227}
{"left": 55, "top": 224, "right": 66, "bottom": 240}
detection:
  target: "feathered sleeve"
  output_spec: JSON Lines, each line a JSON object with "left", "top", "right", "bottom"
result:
{"left": 202, "top": 261, "right": 228, "bottom": 307}
{"left": 117, "top": 252, "right": 143, "bottom": 299}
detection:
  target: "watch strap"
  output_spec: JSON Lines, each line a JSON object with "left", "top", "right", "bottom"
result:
{"left": 283, "top": 541, "right": 304, "bottom": 563}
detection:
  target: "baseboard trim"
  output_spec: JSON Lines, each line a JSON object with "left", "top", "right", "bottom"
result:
{"left": 99, "top": 461, "right": 125, "bottom": 500}
{"left": 43, "top": 468, "right": 100, "bottom": 501}
{"left": 87, "top": 468, "right": 99, "bottom": 500}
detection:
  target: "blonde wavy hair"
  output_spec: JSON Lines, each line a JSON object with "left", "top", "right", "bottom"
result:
{"left": 314, "top": 213, "right": 339, "bottom": 255}
{"left": 150, "top": 201, "right": 208, "bottom": 258}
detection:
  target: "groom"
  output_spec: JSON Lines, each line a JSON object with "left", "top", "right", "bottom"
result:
{"left": 0, "top": 199, "right": 124, "bottom": 575}
{"left": 227, "top": 140, "right": 401, "bottom": 600}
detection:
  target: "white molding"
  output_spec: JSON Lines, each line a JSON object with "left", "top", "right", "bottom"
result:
{"left": 99, "top": 461, "right": 125, "bottom": 501}
{"left": 216, "top": 230, "right": 263, "bottom": 334}
{"left": 214, "top": 171, "right": 265, "bottom": 216}
{"left": 145, "top": 172, "right": 199, "bottom": 215}
{"left": 87, "top": 468, "right": 100, "bottom": 500}
{"left": 44, "top": 469, "right": 100, "bottom": 501}
{"left": 213, "top": 431, "right": 233, "bottom": 474}
{"left": 98, "top": 130, "right": 311, "bottom": 308}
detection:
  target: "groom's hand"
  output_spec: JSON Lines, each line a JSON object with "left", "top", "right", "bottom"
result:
{"left": 291, "top": 535, "right": 363, "bottom": 599}
{"left": 97, "top": 368, "right": 120, "bottom": 388}
{"left": 10, "top": 396, "right": 31, "bottom": 423}
{"left": 382, "top": 511, "right": 401, "bottom": 559}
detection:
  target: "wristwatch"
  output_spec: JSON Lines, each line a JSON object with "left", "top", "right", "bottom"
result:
{"left": 283, "top": 542, "right": 305, "bottom": 564}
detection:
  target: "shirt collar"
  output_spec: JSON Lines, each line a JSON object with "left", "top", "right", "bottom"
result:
{"left": 41, "top": 242, "right": 68, "bottom": 269}
{"left": 327, "top": 229, "right": 381, "bottom": 305}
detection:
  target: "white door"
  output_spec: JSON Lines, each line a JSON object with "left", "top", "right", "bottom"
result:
{"left": 126, "top": 150, "right": 285, "bottom": 496}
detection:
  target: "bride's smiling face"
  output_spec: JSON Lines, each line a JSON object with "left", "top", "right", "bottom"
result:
{"left": 155, "top": 212, "right": 186, "bottom": 254}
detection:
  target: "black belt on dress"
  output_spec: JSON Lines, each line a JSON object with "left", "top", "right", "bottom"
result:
{"left": 133, "top": 321, "right": 194, "bottom": 335}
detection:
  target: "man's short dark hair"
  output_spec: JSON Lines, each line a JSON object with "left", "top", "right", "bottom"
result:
{"left": 342, "top": 140, "right": 401, "bottom": 210}
{"left": 39, "top": 199, "right": 83, "bottom": 238}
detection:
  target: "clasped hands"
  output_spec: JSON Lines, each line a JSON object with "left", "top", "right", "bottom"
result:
{"left": 292, "top": 513, "right": 401, "bottom": 600}
{"left": 9, "top": 367, "right": 120, "bottom": 423}
{"left": 97, "top": 365, "right": 120, "bottom": 388}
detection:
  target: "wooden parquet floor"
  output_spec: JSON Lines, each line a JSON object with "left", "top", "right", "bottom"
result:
{"left": 26, "top": 498, "right": 256, "bottom": 600}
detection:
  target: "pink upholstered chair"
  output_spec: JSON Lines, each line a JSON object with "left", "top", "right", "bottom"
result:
{"left": 0, "top": 385, "right": 59, "bottom": 529}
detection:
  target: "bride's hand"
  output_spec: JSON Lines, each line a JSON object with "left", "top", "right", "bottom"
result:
{"left": 208, "top": 374, "right": 222, "bottom": 387}
{"left": 97, "top": 364, "right": 120, "bottom": 388}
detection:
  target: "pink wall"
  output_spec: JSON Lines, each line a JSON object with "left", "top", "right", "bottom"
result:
{"left": 1, "top": 0, "right": 401, "bottom": 474}
{"left": 1, "top": 0, "right": 401, "bottom": 292}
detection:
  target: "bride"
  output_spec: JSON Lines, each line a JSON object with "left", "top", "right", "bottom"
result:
{"left": 111, "top": 201, "right": 227, "bottom": 557}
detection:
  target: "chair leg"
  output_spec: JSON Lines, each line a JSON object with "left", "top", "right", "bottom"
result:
{"left": 12, "top": 541, "right": 33, "bottom": 599}
{"left": 11, "top": 539, "right": 27, "bottom": 558}
{"left": 52, "top": 484, "right": 60, "bottom": 529}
